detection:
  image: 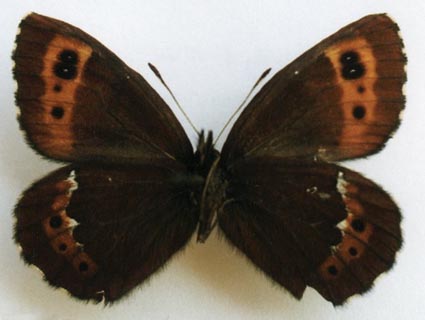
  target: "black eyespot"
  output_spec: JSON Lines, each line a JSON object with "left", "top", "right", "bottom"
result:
{"left": 51, "top": 106, "right": 64, "bottom": 119}
{"left": 357, "top": 85, "right": 365, "bottom": 93}
{"left": 59, "top": 50, "right": 79, "bottom": 64}
{"left": 342, "top": 63, "right": 365, "bottom": 80}
{"left": 349, "top": 247, "right": 358, "bottom": 257}
{"left": 49, "top": 216, "right": 62, "bottom": 229}
{"left": 53, "top": 84, "right": 62, "bottom": 92}
{"left": 79, "top": 262, "right": 89, "bottom": 272}
{"left": 351, "top": 219, "right": 366, "bottom": 233}
{"left": 54, "top": 62, "right": 77, "bottom": 80}
{"left": 340, "top": 51, "right": 359, "bottom": 65}
{"left": 327, "top": 265, "right": 338, "bottom": 276}
{"left": 59, "top": 243, "right": 67, "bottom": 252}
{"left": 352, "top": 105, "right": 366, "bottom": 119}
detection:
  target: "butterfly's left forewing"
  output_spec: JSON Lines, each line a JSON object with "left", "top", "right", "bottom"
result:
{"left": 13, "top": 13, "right": 193, "bottom": 164}
{"left": 15, "top": 164, "right": 198, "bottom": 302}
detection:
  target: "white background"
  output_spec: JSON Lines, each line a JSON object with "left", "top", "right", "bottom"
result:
{"left": 1, "top": 1, "right": 424, "bottom": 319}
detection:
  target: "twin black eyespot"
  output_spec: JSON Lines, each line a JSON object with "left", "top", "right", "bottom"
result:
{"left": 51, "top": 50, "right": 79, "bottom": 119}
{"left": 53, "top": 49, "right": 79, "bottom": 80}
{"left": 340, "top": 50, "right": 365, "bottom": 80}
{"left": 339, "top": 50, "right": 368, "bottom": 120}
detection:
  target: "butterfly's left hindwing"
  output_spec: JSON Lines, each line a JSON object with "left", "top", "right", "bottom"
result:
{"left": 218, "top": 158, "right": 401, "bottom": 305}
{"left": 15, "top": 164, "right": 198, "bottom": 302}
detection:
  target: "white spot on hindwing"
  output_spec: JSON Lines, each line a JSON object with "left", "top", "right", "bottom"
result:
{"left": 307, "top": 186, "right": 331, "bottom": 200}
{"left": 336, "top": 171, "right": 349, "bottom": 231}
{"left": 306, "top": 186, "right": 318, "bottom": 194}
{"left": 336, "top": 171, "right": 348, "bottom": 199}
{"left": 67, "top": 170, "right": 78, "bottom": 192}
{"left": 66, "top": 170, "right": 79, "bottom": 227}
{"left": 337, "top": 219, "right": 348, "bottom": 230}
{"left": 318, "top": 192, "right": 331, "bottom": 200}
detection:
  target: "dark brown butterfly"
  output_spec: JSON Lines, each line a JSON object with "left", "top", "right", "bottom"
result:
{"left": 13, "top": 13, "right": 405, "bottom": 305}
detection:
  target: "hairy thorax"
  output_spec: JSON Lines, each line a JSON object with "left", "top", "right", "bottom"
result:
{"left": 189, "top": 131, "right": 228, "bottom": 242}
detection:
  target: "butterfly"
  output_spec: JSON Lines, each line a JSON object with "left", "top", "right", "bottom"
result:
{"left": 12, "top": 13, "right": 406, "bottom": 305}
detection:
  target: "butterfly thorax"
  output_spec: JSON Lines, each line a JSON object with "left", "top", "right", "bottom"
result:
{"left": 192, "top": 130, "right": 219, "bottom": 178}
{"left": 191, "top": 131, "right": 227, "bottom": 242}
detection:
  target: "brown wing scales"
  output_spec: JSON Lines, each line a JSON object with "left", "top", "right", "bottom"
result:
{"left": 221, "top": 14, "right": 406, "bottom": 165}
{"left": 14, "top": 165, "right": 198, "bottom": 302}
{"left": 13, "top": 13, "right": 193, "bottom": 164}
{"left": 219, "top": 159, "right": 401, "bottom": 305}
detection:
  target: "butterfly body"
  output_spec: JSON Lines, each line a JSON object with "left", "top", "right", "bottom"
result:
{"left": 13, "top": 13, "right": 405, "bottom": 304}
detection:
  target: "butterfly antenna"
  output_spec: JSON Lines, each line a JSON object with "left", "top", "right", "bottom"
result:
{"left": 213, "top": 67, "right": 272, "bottom": 145}
{"left": 148, "top": 63, "right": 200, "bottom": 136}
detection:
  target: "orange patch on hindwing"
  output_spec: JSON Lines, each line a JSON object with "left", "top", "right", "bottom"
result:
{"left": 39, "top": 36, "right": 92, "bottom": 157}
{"left": 318, "top": 172, "right": 373, "bottom": 280}
{"left": 40, "top": 170, "right": 98, "bottom": 278}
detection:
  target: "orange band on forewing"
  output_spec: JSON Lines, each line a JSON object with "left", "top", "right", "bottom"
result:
{"left": 325, "top": 38, "right": 378, "bottom": 158}
{"left": 40, "top": 36, "right": 92, "bottom": 157}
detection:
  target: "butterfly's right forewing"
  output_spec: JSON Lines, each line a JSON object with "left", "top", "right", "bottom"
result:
{"left": 221, "top": 14, "right": 405, "bottom": 164}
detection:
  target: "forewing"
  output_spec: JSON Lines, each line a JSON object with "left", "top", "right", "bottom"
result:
{"left": 14, "top": 164, "right": 198, "bottom": 303}
{"left": 219, "top": 158, "right": 401, "bottom": 305}
{"left": 13, "top": 13, "right": 193, "bottom": 164}
{"left": 221, "top": 14, "right": 406, "bottom": 165}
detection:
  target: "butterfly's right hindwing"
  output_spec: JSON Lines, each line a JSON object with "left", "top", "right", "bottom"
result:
{"left": 218, "top": 158, "right": 401, "bottom": 305}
